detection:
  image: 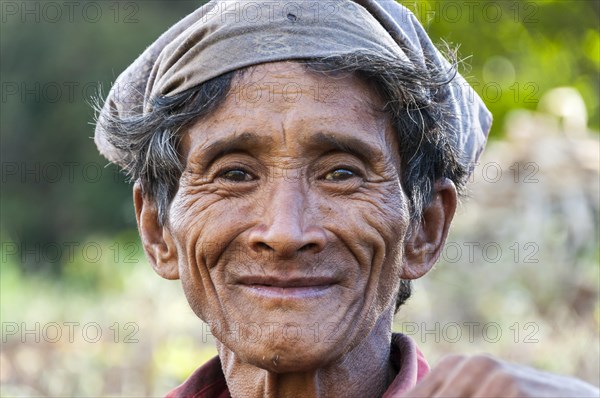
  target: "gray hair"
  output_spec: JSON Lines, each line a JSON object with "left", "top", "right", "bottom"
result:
{"left": 95, "top": 51, "right": 467, "bottom": 310}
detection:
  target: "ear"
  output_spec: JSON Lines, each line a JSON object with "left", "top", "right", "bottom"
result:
{"left": 133, "top": 182, "right": 179, "bottom": 280}
{"left": 402, "top": 178, "right": 457, "bottom": 279}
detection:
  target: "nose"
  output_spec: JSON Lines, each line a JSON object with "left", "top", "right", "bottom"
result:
{"left": 248, "top": 179, "right": 327, "bottom": 259}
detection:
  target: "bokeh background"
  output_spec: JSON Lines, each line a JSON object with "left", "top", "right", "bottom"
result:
{"left": 1, "top": 0, "right": 598, "bottom": 396}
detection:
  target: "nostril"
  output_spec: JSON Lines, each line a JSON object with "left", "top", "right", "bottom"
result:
{"left": 255, "top": 242, "right": 272, "bottom": 251}
{"left": 299, "top": 243, "right": 318, "bottom": 252}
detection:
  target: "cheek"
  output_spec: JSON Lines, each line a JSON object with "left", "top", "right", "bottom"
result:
{"left": 170, "top": 184, "right": 261, "bottom": 256}
{"left": 168, "top": 186, "right": 262, "bottom": 320}
{"left": 318, "top": 181, "right": 409, "bottom": 306}
{"left": 323, "top": 181, "right": 408, "bottom": 255}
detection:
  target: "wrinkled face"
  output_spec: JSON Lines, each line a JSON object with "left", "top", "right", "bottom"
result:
{"left": 167, "top": 62, "right": 411, "bottom": 372}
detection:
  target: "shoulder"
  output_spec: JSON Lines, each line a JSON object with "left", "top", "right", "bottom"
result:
{"left": 165, "top": 356, "right": 229, "bottom": 398}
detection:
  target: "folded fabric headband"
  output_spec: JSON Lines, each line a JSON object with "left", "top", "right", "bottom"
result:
{"left": 95, "top": 0, "right": 492, "bottom": 171}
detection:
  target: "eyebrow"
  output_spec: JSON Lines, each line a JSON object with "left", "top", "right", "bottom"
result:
{"left": 308, "top": 132, "right": 385, "bottom": 166}
{"left": 192, "top": 132, "right": 274, "bottom": 170}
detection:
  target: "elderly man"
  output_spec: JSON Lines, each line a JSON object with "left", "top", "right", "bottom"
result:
{"left": 95, "top": 1, "right": 599, "bottom": 397}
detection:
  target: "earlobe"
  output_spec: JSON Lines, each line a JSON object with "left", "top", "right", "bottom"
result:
{"left": 402, "top": 178, "right": 457, "bottom": 279}
{"left": 133, "top": 182, "right": 180, "bottom": 280}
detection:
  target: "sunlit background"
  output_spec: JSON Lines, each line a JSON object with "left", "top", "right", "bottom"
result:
{"left": 1, "top": 1, "right": 598, "bottom": 396}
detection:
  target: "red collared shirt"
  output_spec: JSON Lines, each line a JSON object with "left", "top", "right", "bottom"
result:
{"left": 166, "top": 333, "right": 429, "bottom": 398}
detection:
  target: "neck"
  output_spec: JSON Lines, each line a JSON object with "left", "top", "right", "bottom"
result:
{"left": 217, "top": 312, "right": 396, "bottom": 398}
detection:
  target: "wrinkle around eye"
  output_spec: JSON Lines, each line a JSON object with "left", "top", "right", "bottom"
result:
{"left": 179, "top": 169, "right": 215, "bottom": 190}
{"left": 170, "top": 184, "right": 252, "bottom": 233}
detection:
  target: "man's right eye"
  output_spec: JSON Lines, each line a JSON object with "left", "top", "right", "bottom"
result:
{"left": 218, "top": 169, "right": 254, "bottom": 182}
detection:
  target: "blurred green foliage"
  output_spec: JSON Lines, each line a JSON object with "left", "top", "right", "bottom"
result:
{"left": 1, "top": 1, "right": 598, "bottom": 265}
{"left": 410, "top": 0, "right": 600, "bottom": 137}
{"left": 1, "top": 1, "right": 201, "bottom": 272}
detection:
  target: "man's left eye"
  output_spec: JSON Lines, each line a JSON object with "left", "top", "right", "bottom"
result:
{"left": 324, "top": 168, "right": 356, "bottom": 181}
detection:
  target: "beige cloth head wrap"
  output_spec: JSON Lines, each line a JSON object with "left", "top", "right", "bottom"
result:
{"left": 95, "top": 0, "right": 492, "bottom": 170}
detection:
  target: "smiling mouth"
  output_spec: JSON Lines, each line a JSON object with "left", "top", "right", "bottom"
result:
{"left": 237, "top": 276, "right": 337, "bottom": 299}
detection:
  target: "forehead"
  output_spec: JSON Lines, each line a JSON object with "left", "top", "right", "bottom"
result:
{"left": 181, "top": 62, "right": 398, "bottom": 163}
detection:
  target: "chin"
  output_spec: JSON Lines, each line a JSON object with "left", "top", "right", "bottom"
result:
{"left": 233, "top": 332, "right": 345, "bottom": 373}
